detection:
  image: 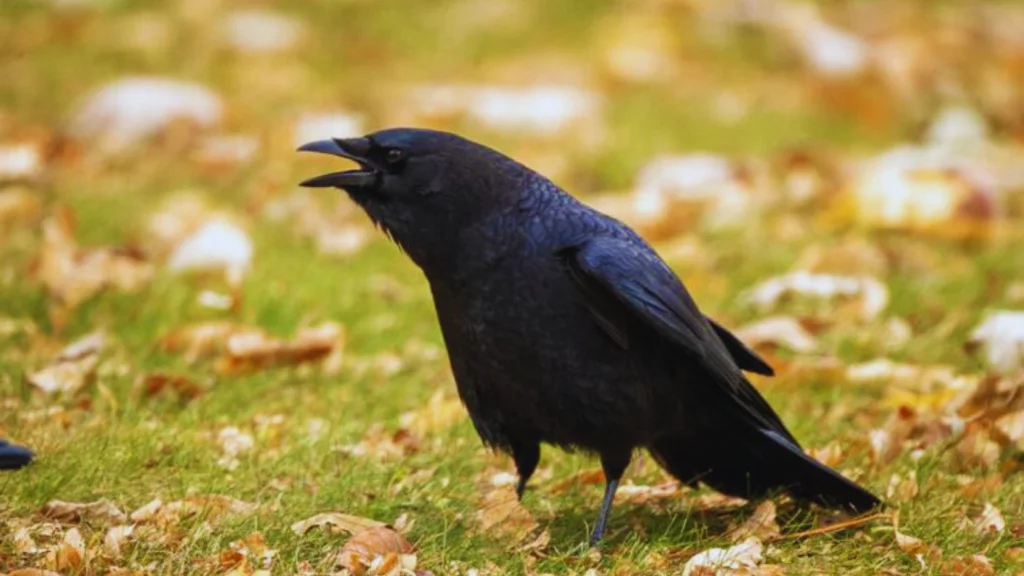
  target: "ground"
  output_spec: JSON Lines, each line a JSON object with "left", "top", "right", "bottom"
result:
{"left": 1, "top": 0, "right": 1023, "bottom": 575}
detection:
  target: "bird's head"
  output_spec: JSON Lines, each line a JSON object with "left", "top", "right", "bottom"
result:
{"left": 298, "top": 128, "right": 532, "bottom": 268}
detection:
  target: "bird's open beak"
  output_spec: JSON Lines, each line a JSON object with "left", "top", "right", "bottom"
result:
{"left": 297, "top": 138, "right": 380, "bottom": 189}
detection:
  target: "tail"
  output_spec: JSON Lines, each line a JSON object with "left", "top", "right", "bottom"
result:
{"left": 650, "top": 426, "right": 880, "bottom": 513}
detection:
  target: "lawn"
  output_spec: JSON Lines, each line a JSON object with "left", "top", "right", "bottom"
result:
{"left": 1, "top": 0, "right": 1023, "bottom": 574}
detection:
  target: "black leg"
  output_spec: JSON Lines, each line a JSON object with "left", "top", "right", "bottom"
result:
{"left": 590, "top": 448, "right": 632, "bottom": 546}
{"left": 511, "top": 439, "right": 540, "bottom": 501}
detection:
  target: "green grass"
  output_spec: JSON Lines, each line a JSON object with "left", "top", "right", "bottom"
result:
{"left": 2, "top": 0, "right": 1024, "bottom": 574}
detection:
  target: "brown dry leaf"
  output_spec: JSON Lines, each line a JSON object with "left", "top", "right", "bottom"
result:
{"left": 159, "top": 321, "right": 263, "bottom": 362}
{"left": 959, "top": 474, "right": 1004, "bottom": 501}
{"left": 953, "top": 425, "right": 1003, "bottom": 471}
{"left": 334, "top": 526, "right": 415, "bottom": 574}
{"left": 129, "top": 498, "right": 164, "bottom": 523}
{"left": 885, "top": 471, "right": 920, "bottom": 502}
{"left": 215, "top": 322, "right": 342, "bottom": 375}
{"left": 43, "top": 527, "right": 86, "bottom": 572}
{"left": 689, "top": 493, "right": 750, "bottom": 511}
{"left": 26, "top": 331, "right": 106, "bottom": 396}
{"left": 223, "top": 531, "right": 276, "bottom": 573}
{"left": 845, "top": 359, "right": 968, "bottom": 396}
{"left": 337, "top": 423, "right": 421, "bottom": 460}
{"left": 129, "top": 495, "right": 256, "bottom": 528}
{"left": 41, "top": 498, "right": 127, "bottom": 525}
{"left": 894, "top": 511, "right": 942, "bottom": 570}
{"left": 6, "top": 570, "right": 63, "bottom": 576}
{"left": 290, "top": 512, "right": 386, "bottom": 536}
{"left": 953, "top": 372, "right": 1024, "bottom": 423}
{"left": 615, "top": 481, "right": 685, "bottom": 505}
{"left": 139, "top": 372, "right": 207, "bottom": 401}
{"left": 729, "top": 501, "right": 781, "bottom": 543}
{"left": 547, "top": 468, "right": 605, "bottom": 494}
{"left": 941, "top": 555, "right": 995, "bottom": 576}
{"left": 743, "top": 271, "right": 889, "bottom": 322}
{"left": 971, "top": 502, "right": 1006, "bottom": 534}
{"left": 103, "top": 524, "right": 134, "bottom": 557}
{"left": 518, "top": 529, "right": 550, "bottom": 555}
{"left": 683, "top": 536, "right": 764, "bottom": 576}
{"left": 13, "top": 525, "right": 42, "bottom": 555}
{"left": 734, "top": 316, "right": 819, "bottom": 354}
{"left": 35, "top": 207, "right": 153, "bottom": 319}
{"left": 475, "top": 485, "right": 539, "bottom": 542}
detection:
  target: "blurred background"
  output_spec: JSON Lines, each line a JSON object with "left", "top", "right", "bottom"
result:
{"left": 2, "top": 0, "right": 1024, "bottom": 574}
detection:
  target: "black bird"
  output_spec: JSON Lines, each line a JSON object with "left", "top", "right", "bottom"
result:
{"left": 298, "top": 128, "right": 881, "bottom": 545}
{"left": 0, "top": 439, "right": 34, "bottom": 471}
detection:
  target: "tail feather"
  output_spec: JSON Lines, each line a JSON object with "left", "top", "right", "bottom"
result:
{"left": 650, "top": 427, "right": 880, "bottom": 513}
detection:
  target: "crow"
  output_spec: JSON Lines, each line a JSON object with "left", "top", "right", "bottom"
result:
{"left": 0, "top": 439, "right": 33, "bottom": 471}
{"left": 298, "top": 128, "right": 881, "bottom": 545}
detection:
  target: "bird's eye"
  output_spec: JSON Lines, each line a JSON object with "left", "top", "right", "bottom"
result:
{"left": 385, "top": 148, "right": 406, "bottom": 165}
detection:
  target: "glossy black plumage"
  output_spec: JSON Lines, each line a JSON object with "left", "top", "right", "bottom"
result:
{"left": 298, "top": 128, "right": 881, "bottom": 544}
{"left": 0, "top": 440, "right": 33, "bottom": 471}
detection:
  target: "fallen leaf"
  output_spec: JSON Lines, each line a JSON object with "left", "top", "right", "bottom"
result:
{"left": 616, "top": 481, "right": 684, "bottom": 505}
{"left": 129, "top": 499, "right": 164, "bottom": 523}
{"left": 475, "top": 485, "right": 539, "bottom": 542}
{"left": 69, "top": 76, "right": 223, "bottom": 156}
{"left": 128, "top": 495, "right": 256, "bottom": 528}
{"left": 35, "top": 208, "right": 153, "bottom": 321}
{"left": 624, "top": 153, "right": 761, "bottom": 232}
{"left": 291, "top": 512, "right": 386, "bottom": 536}
{"left": 969, "top": 311, "right": 1024, "bottom": 374}
{"left": 842, "top": 144, "right": 1000, "bottom": 239}
{"left": 971, "top": 502, "right": 1006, "bottom": 534}
{"left": 335, "top": 526, "right": 415, "bottom": 573}
{"left": 140, "top": 372, "right": 207, "bottom": 401}
{"left": 941, "top": 555, "right": 995, "bottom": 576}
{"left": 215, "top": 322, "right": 342, "bottom": 375}
{"left": 683, "top": 536, "right": 764, "bottom": 576}
{"left": 104, "top": 524, "right": 134, "bottom": 557}
{"left": 734, "top": 316, "right": 819, "bottom": 354}
{"left": 159, "top": 321, "right": 261, "bottom": 362}
{"left": 26, "top": 331, "right": 106, "bottom": 396}
{"left": 44, "top": 527, "right": 86, "bottom": 572}
{"left": 336, "top": 423, "right": 421, "bottom": 460}
{"left": 894, "top": 511, "right": 942, "bottom": 570}
{"left": 743, "top": 272, "right": 889, "bottom": 322}
{"left": 547, "top": 468, "right": 605, "bottom": 493}
{"left": 729, "top": 501, "right": 781, "bottom": 542}
{"left": 885, "top": 471, "right": 919, "bottom": 502}
{"left": 518, "top": 529, "right": 550, "bottom": 555}
{"left": 166, "top": 218, "right": 252, "bottom": 287}
{"left": 41, "top": 498, "right": 127, "bottom": 525}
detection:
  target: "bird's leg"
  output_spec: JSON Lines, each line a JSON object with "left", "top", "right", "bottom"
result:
{"left": 511, "top": 439, "right": 540, "bottom": 501}
{"left": 590, "top": 448, "right": 632, "bottom": 546}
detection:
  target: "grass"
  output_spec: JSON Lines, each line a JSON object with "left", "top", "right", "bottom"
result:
{"left": 2, "top": 0, "right": 1024, "bottom": 574}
